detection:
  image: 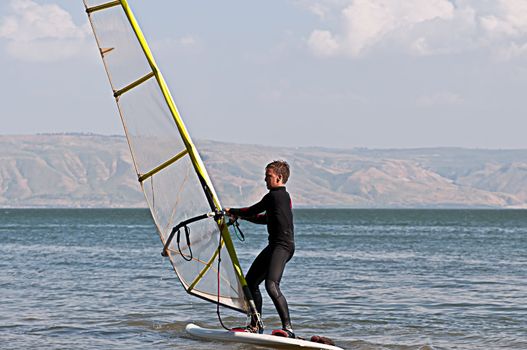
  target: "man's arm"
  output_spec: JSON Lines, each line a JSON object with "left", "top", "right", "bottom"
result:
{"left": 227, "top": 195, "right": 267, "bottom": 218}
{"left": 243, "top": 213, "right": 267, "bottom": 225}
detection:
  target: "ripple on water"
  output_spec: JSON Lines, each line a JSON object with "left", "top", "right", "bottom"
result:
{"left": 1, "top": 209, "right": 526, "bottom": 349}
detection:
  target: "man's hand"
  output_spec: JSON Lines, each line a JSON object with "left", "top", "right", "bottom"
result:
{"left": 224, "top": 208, "right": 238, "bottom": 220}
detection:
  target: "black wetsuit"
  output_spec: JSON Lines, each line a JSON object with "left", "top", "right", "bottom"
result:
{"left": 229, "top": 186, "right": 294, "bottom": 330}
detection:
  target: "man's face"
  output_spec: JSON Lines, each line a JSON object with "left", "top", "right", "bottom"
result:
{"left": 265, "top": 168, "right": 282, "bottom": 189}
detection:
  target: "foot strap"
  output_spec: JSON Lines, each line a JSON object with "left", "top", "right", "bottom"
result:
{"left": 272, "top": 329, "right": 295, "bottom": 338}
{"left": 310, "top": 335, "right": 335, "bottom": 345}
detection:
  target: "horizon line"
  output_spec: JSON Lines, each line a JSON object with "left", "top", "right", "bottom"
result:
{"left": 1, "top": 132, "right": 527, "bottom": 151}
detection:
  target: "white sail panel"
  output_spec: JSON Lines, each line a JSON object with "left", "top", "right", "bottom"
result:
{"left": 118, "top": 77, "right": 187, "bottom": 174}
{"left": 84, "top": 0, "right": 247, "bottom": 312}
{"left": 142, "top": 154, "right": 246, "bottom": 310}
{"left": 88, "top": 4, "right": 151, "bottom": 92}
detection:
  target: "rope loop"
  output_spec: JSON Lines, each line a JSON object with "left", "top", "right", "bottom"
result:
{"left": 228, "top": 218, "right": 245, "bottom": 242}
{"left": 176, "top": 225, "right": 193, "bottom": 261}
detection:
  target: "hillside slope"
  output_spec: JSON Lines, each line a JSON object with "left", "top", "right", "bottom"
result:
{"left": 1, "top": 134, "right": 526, "bottom": 208}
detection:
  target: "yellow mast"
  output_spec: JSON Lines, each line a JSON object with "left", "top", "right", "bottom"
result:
{"left": 84, "top": 0, "right": 262, "bottom": 326}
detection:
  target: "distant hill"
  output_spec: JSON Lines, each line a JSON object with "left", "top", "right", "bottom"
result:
{"left": 1, "top": 134, "right": 526, "bottom": 208}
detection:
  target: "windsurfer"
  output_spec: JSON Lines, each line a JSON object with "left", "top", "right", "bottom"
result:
{"left": 226, "top": 160, "right": 295, "bottom": 338}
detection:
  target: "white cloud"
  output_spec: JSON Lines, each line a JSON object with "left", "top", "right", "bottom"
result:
{"left": 307, "top": 3, "right": 330, "bottom": 20}
{"left": 494, "top": 41, "right": 527, "bottom": 61}
{"left": 308, "top": 30, "right": 340, "bottom": 56}
{"left": 499, "top": 0, "right": 527, "bottom": 32}
{"left": 416, "top": 92, "right": 464, "bottom": 107}
{"left": 0, "top": 0, "right": 91, "bottom": 62}
{"left": 306, "top": 0, "right": 527, "bottom": 59}
{"left": 179, "top": 35, "right": 197, "bottom": 46}
{"left": 306, "top": 0, "right": 455, "bottom": 57}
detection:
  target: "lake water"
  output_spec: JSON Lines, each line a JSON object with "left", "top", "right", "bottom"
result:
{"left": 1, "top": 209, "right": 526, "bottom": 349}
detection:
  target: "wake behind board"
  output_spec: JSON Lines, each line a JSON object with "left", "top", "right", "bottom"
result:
{"left": 186, "top": 323, "right": 344, "bottom": 350}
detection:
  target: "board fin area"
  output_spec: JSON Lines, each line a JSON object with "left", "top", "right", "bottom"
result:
{"left": 272, "top": 329, "right": 336, "bottom": 346}
{"left": 185, "top": 323, "right": 344, "bottom": 350}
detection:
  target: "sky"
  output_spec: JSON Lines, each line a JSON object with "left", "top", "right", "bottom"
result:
{"left": 0, "top": 0, "right": 526, "bottom": 149}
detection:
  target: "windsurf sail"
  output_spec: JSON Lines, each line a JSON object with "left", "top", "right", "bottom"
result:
{"left": 83, "top": 0, "right": 256, "bottom": 317}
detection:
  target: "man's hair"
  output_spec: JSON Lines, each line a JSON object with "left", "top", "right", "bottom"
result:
{"left": 266, "top": 160, "right": 290, "bottom": 184}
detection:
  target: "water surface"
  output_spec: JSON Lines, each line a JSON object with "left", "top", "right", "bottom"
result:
{"left": 1, "top": 209, "right": 526, "bottom": 349}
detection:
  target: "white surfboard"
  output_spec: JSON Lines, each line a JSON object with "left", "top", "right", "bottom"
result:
{"left": 185, "top": 323, "right": 344, "bottom": 350}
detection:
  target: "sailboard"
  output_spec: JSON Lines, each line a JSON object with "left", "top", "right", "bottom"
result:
{"left": 186, "top": 324, "right": 344, "bottom": 350}
{"left": 83, "top": 1, "right": 342, "bottom": 349}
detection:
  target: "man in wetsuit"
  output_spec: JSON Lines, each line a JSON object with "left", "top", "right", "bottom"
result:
{"left": 226, "top": 160, "right": 295, "bottom": 338}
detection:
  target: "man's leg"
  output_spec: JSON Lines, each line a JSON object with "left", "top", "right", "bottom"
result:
{"left": 265, "top": 247, "right": 294, "bottom": 332}
{"left": 245, "top": 245, "right": 271, "bottom": 327}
